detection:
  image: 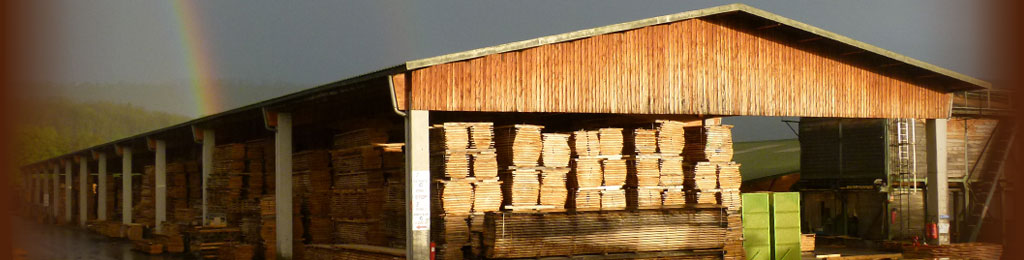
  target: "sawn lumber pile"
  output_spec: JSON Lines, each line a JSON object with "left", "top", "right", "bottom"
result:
{"left": 431, "top": 122, "right": 502, "bottom": 260}
{"left": 901, "top": 242, "right": 1002, "bottom": 259}
{"left": 483, "top": 207, "right": 727, "bottom": 258}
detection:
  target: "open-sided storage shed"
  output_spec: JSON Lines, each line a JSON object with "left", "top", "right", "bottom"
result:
{"left": 21, "top": 3, "right": 989, "bottom": 259}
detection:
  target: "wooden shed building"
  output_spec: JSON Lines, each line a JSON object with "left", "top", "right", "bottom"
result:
{"left": 18, "top": 4, "right": 991, "bottom": 259}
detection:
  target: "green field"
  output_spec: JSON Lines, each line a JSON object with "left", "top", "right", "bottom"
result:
{"left": 732, "top": 139, "right": 800, "bottom": 181}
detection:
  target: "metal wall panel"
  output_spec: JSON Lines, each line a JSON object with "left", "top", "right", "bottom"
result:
{"left": 743, "top": 193, "right": 772, "bottom": 260}
{"left": 772, "top": 192, "right": 802, "bottom": 260}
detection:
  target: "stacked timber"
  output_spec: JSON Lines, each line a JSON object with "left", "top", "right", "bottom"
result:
{"left": 259, "top": 195, "right": 276, "bottom": 258}
{"left": 901, "top": 242, "right": 1002, "bottom": 259}
{"left": 209, "top": 143, "right": 247, "bottom": 226}
{"left": 723, "top": 214, "right": 745, "bottom": 260}
{"left": 569, "top": 128, "right": 626, "bottom": 210}
{"left": 136, "top": 165, "right": 156, "bottom": 227}
{"left": 330, "top": 127, "right": 406, "bottom": 248}
{"left": 538, "top": 133, "right": 570, "bottom": 209}
{"left": 186, "top": 161, "right": 202, "bottom": 219}
{"left": 684, "top": 123, "right": 745, "bottom": 259}
{"left": 216, "top": 243, "right": 255, "bottom": 260}
{"left": 304, "top": 244, "right": 405, "bottom": 260}
{"left": 684, "top": 125, "right": 734, "bottom": 162}
{"left": 495, "top": 124, "right": 543, "bottom": 210}
{"left": 293, "top": 149, "right": 333, "bottom": 244}
{"left": 717, "top": 162, "right": 742, "bottom": 211}
{"left": 627, "top": 120, "right": 691, "bottom": 209}
{"left": 483, "top": 208, "right": 727, "bottom": 258}
{"left": 165, "top": 162, "right": 189, "bottom": 224}
{"left": 431, "top": 122, "right": 502, "bottom": 260}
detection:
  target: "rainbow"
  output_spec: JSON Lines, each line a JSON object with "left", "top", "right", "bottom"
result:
{"left": 172, "top": 0, "right": 222, "bottom": 116}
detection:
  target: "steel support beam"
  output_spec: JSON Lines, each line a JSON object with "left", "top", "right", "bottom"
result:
{"left": 202, "top": 129, "right": 214, "bottom": 225}
{"left": 122, "top": 147, "right": 133, "bottom": 224}
{"left": 275, "top": 112, "right": 294, "bottom": 259}
{"left": 97, "top": 152, "right": 107, "bottom": 221}
{"left": 78, "top": 156, "right": 88, "bottom": 226}
{"left": 154, "top": 140, "right": 167, "bottom": 231}
{"left": 64, "top": 160, "right": 72, "bottom": 223}
{"left": 926, "top": 119, "right": 950, "bottom": 245}
{"left": 405, "top": 110, "right": 430, "bottom": 259}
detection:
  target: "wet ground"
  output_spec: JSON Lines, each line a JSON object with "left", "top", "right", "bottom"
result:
{"left": 12, "top": 216, "right": 187, "bottom": 260}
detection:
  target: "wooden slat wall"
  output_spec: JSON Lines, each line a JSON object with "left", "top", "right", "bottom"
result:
{"left": 409, "top": 18, "right": 951, "bottom": 118}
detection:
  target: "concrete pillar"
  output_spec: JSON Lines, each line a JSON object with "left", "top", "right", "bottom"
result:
{"left": 202, "top": 129, "right": 214, "bottom": 225}
{"left": 926, "top": 119, "right": 950, "bottom": 245}
{"left": 406, "top": 110, "right": 431, "bottom": 259}
{"left": 154, "top": 140, "right": 167, "bottom": 231}
{"left": 97, "top": 152, "right": 107, "bottom": 221}
{"left": 275, "top": 113, "right": 293, "bottom": 259}
{"left": 79, "top": 157, "right": 88, "bottom": 226}
{"left": 52, "top": 164, "right": 59, "bottom": 218}
{"left": 122, "top": 147, "right": 133, "bottom": 224}
{"left": 64, "top": 160, "right": 72, "bottom": 223}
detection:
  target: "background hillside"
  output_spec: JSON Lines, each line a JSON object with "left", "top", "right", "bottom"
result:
{"left": 15, "top": 98, "right": 191, "bottom": 167}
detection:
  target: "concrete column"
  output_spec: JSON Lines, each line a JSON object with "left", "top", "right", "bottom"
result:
{"left": 79, "top": 157, "right": 88, "bottom": 226}
{"left": 154, "top": 140, "right": 167, "bottom": 231}
{"left": 52, "top": 164, "right": 59, "bottom": 218}
{"left": 122, "top": 147, "right": 133, "bottom": 224}
{"left": 275, "top": 113, "right": 293, "bottom": 259}
{"left": 98, "top": 152, "right": 107, "bottom": 221}
{"left": 926, "top": 119, "right": 950, "bottom": 245}
{"left": 201, "top": 129, "right": 214, "bottom": 225}
{"left": 406, "top": 110, "right": 431, "bottom": 259}
{"left": 64, "top": 160, "right": 72, "bottom": 223}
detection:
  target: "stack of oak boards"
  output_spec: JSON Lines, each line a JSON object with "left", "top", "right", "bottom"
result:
{"left": 483, "top": 208, "right": 726, "bottom": 258}
{"left": 569, "top": 128, "right": 627, "bottom": 211}
{"left": 495, "top": 124, "right": 543, "bottom": 210}
{"left": 430, "top": 122, "right": 502, "bottom": 260}
{"left": 329, "top": 127, "right": 405, "bottom": 247}
{"left": 627, "top": 120, "right": 690, "bottom": 209}
{"left": 304, "top": 244, "right": 405, "bottom": 260}
{"left": 294, "top": 149, "right": 333, "bottom": 244}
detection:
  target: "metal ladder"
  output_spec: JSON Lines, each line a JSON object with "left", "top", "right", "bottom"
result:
{"left": 892, "top": 118, "right": 917, "bottom": 239}
{"left": 896, "top": 119, "right": 917, "bottom": 193}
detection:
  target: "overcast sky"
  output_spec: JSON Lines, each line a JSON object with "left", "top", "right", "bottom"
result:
{"left": 32, "top": 0, "right": 992, "bottom": 141}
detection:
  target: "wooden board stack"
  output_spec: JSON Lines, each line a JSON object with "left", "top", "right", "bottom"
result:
{"left": 303, "top": 244, "right": 405, "bottom": 260}
{"left": 328, "top": 128, "right": 408, "bottom": 249}
{"left": 538, "top": 133, "right": 570, "bottom": 209}
{"left": 901, "top": 242, "right": 1002, "bottom": 259}
{"left": 685, "top": 162, "right": 719, "bottom": 204}
{"left": 209, "top": 143, "right": 247, "bottom": 226}
{"left": 684, "top": 125, "right": 734, "bottom": 162}
{"left": 165, "top": 162, "right": 189, "bottom": 224}
{"left": 137, "top": 165, "right": 156, "bottom": 227}
{"left": 483, "top": 208, "right": 727, "bottom": 258}
{"left": 717, "top": 162, "right": 742, "bottom": 212}
{"left": 626, "top": 120, "right": 694, "bottom": 209}
{"left": 569, "top": 128, "right": 627, "bottom": 211}
{"left": 494, "top": 124, "right": 544, "bottom": 211}
{"left": 428, "top": 122, "right": 504, "bottom": 260}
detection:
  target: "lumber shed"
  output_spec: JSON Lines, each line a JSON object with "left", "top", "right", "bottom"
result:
{"left": 18, "top": 3, "right": 994, "bottom": 260}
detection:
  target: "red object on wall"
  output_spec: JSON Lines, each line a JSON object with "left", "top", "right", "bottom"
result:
{"left": 926, "top": 223, "right": 938, "bottom": 239}
{"left": 430, "top": 242, "right": 436, "bottom": 260}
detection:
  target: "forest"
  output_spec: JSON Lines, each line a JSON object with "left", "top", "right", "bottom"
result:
{"left": 15, "top": 98, "right": 191, "bottom": 168}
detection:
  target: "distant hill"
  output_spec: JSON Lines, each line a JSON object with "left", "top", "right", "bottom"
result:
{"left": 732, "top": 139, "right": 800, "bottom": 182}
{"left": 15, "top": 98, "right": 192, "bottom": 167}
